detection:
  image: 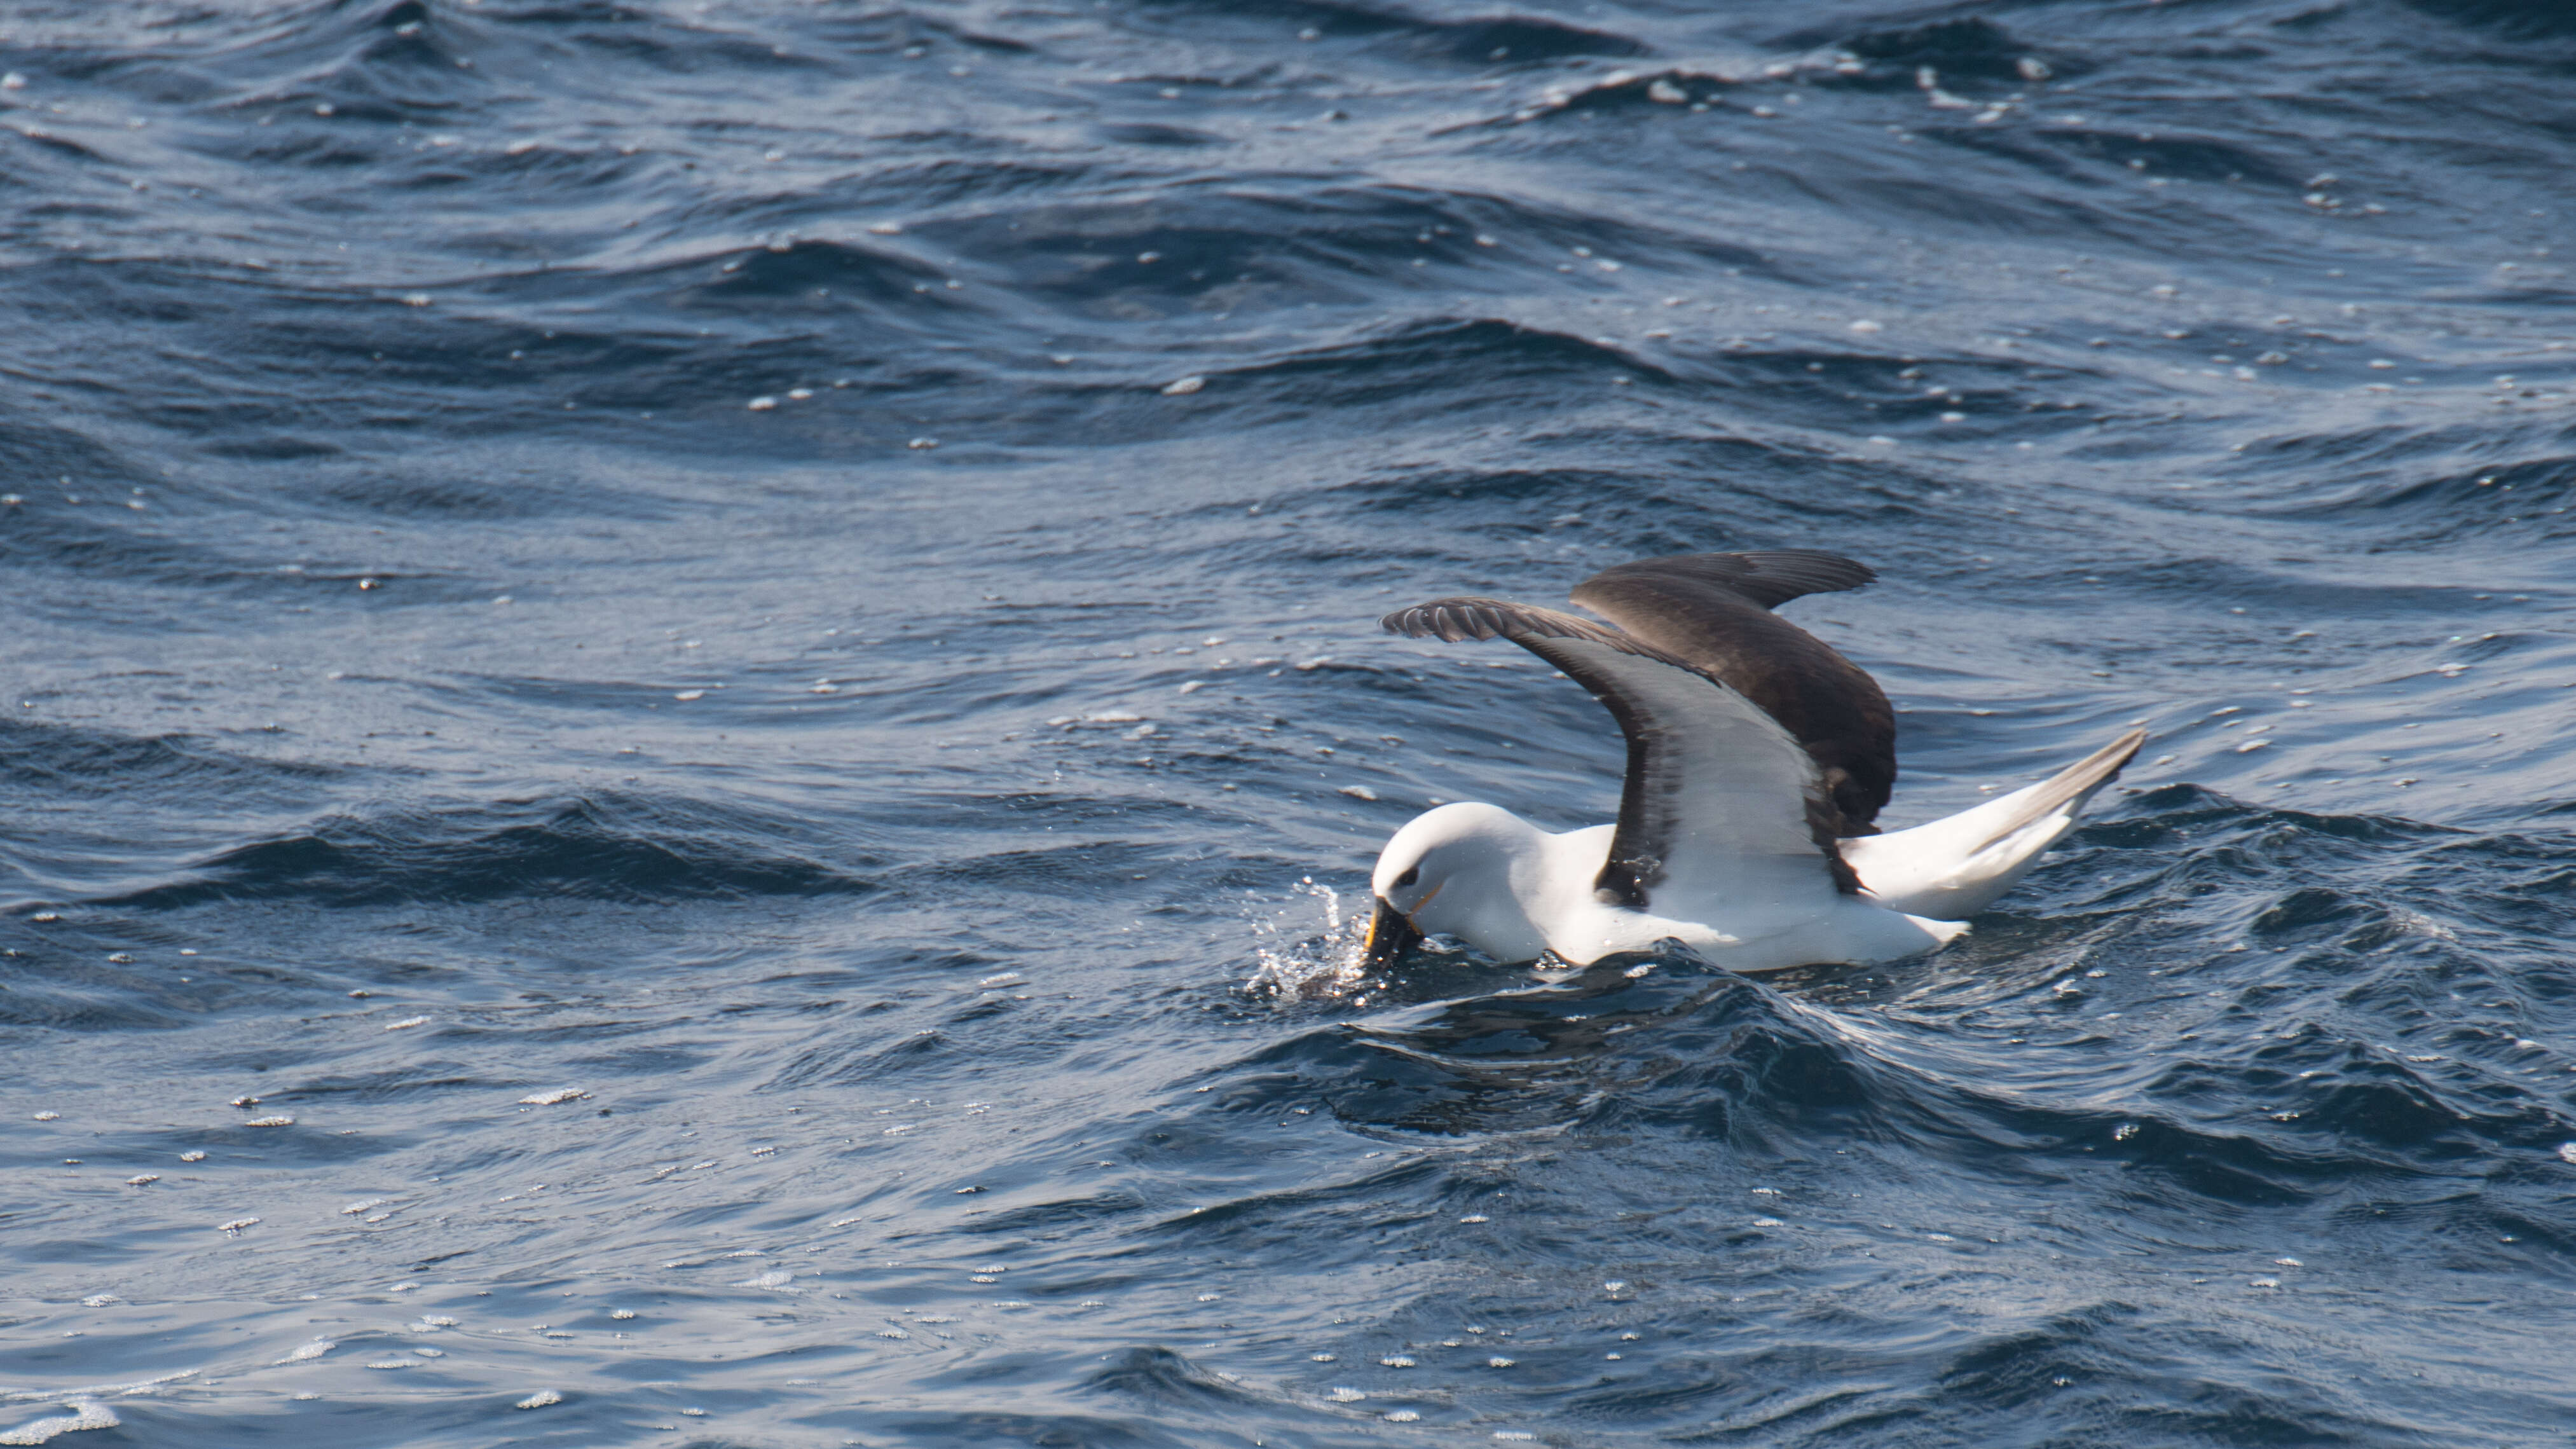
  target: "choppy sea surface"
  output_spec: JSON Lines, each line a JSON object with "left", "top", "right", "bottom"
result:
{"left": 7, "top": 1, "right": 2576, "bottom": 1445}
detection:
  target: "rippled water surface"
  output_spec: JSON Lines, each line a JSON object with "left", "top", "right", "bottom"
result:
{"left": 8, "top": 1, "right": 2576, "bottom": 1444}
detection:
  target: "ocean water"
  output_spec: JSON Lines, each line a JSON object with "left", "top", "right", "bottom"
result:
{"left": 6, "top": 1, "right": 2576, "bottom": 1444}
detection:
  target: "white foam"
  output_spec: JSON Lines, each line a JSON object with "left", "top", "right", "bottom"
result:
{"left": 0, "top": 1402, "right": 118, "bottom": 1445}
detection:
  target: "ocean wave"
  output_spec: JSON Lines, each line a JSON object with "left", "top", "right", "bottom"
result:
{"left": 96, "top": 792, "right": 879, "bottom": 909}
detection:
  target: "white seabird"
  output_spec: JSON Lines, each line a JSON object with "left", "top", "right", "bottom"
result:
{"left": 1360, "top": 549, "right": 2144, "bottom": 973}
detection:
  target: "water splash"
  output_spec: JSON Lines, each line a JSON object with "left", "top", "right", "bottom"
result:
{"left": 1245, "top": 877, "right": 1369, "bottom": 999}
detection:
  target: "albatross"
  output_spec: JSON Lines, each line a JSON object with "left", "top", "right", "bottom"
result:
{"left": 1360, "top": 549, "right": 2144, "bottom": 973}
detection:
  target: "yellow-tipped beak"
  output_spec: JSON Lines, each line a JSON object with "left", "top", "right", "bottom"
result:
{"left": 1360, "top": 895, "right": 1423, "bottom": 971}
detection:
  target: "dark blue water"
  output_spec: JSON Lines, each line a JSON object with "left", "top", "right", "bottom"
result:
{"left": 7, "top": 1, "right": 2576, "bottom": 1444}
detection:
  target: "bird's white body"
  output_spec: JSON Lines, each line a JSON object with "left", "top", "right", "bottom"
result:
{"left": 1372, "top": 747, "right": 2131, "bottom": 971}
{"left": 1376, "top": 804, "right": 1956, "bottom": 972}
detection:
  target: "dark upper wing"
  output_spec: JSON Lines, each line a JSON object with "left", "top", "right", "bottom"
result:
{"left": 1381, "top": 597, "right": 1859, "bottom": 907}
{"left": 1582, "top": 549, "right": 1879, "bottom": 610}
{"left": 1569, "top": 550, "right": 1893, "bottom": 834}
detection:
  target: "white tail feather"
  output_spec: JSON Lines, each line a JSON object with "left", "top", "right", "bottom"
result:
{"left": 1842, "top": 729, "right": 2146, "bottom": 921}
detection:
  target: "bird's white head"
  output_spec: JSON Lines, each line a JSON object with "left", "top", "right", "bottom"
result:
{"left": 1360, "top": 802, "right": 1549, "bottom": 966}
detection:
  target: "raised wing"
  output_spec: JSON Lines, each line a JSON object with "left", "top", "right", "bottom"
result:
{"left": 1570, "top": 550, "right": 1893, "bottom": 834}
{"left": 1581, "top": 549, "right": 1878, "bottom": 609}
{"left": 1381, "top": 596, "right": 1858, "bottom": 910}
